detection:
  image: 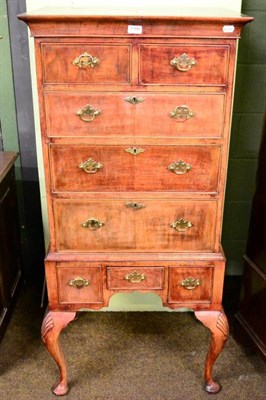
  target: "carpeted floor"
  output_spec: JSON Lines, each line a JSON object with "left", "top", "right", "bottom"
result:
{"left": 0, "top": 286, "right": 265, "bottom": 400}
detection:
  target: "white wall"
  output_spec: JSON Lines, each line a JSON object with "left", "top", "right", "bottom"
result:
{"left": 26, "top": 0, "right": 242, "bottom": 12}
{"left": 25, "top": 0, "right": 242, "bottom": 311}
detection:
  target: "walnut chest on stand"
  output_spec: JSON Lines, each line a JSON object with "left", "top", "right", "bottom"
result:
{"left": 18, "top": 6, "right": 252, "bottom": 396}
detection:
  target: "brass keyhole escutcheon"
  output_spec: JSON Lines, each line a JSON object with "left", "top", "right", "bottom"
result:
{"left": 125, "top": 202, "right": 146, "bottom": 210}
{"left": 125, "top": 147, "right": 145, "bottom": 156}
{"left": 124, "top": 96, "right": 145, "bottom": 105}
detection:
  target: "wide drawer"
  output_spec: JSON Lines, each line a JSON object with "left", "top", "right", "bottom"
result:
{"left": 107, "top": 266, "right": 164, "bottom": 290}
{"left": 56, "top": 265, "right": 103, "bottom": 304}
{"left": 41, "top": 43, "right": 131, "bottom": 84}
{"left": 139, "top": 44, "right": 229, "bottom": 85}
{"left": 50, "top": 144, "right": 221, "bottom": 193}
{"left": 168, "top": 265, "right": 214, "bottom": 303}
{"left": 44, "top": 92, "right": 224, "bottom": 138}
{"left": 54, "top": 199, "right": 217, "bottom": 252}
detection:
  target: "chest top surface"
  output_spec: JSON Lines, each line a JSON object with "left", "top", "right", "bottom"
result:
{"left": 18, "top": 7, "right": 253, "bottom": 38}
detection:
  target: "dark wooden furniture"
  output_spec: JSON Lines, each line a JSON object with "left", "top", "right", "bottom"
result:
{"left": 0, "top": 151, "right": 22, "bottom": 342}
{"left": 18, "top": 7, "right": 252, "bottom": 396}
{"left": 234, "top": 115, "right": 266, "bottom": 360}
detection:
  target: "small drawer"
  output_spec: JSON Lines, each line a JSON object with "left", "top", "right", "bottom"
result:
{"left": 56, "top": 265, "right": 103, "bottom": 304}
{"left": 41, "top": 43, "right": 131, "bottom": 84}
{"left": 107, "top": 267, "right": 164, "bottom": 290}
{"left": 168, "top": 265, "right": 213, "bottom": 303}
{"left": 139, "top": 44, "right": 229, "bottom": 85}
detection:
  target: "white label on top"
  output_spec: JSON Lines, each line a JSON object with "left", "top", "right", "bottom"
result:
{"left": 223, "top": 25, "right": 235, "bottom": 33}
{"left": 128, "top": 25, "right": 143, "bottom": 34}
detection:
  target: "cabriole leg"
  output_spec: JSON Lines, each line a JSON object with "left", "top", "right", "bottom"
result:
{"left": 41, "top": 310, "right": 76, "bottom": 396}
{"left": 195, "top": 309, "right": 229, "bottom": 394}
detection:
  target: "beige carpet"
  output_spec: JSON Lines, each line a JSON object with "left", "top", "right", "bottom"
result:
{"left": 0, "top": 287, "right": 265, "bottom": 400}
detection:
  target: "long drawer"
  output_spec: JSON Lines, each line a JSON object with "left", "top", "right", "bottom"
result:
{"left": 44, "top": 92, "right": 225, "bottom": 138}
{"left": 139, "top": 44, "right": 229, "bottom": 85}
{"left": 50, "top": 144, "right": 221, "bottom": 193}
{"left": 54, "top": 199, "right": 217, "bottom": 252}
{"left": 41, "top": 43, "right": 131, "bottom": 84}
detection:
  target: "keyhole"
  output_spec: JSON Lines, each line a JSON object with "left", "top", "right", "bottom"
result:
{"left": 132, "top": 96, "right": 137, "bottom": 104}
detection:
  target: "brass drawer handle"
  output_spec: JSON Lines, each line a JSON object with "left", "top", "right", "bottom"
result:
{"left": 124, "top": 270, "right": 146, "bottom": 284}
{"left": 168, "top": 160, "right": 192, "bottom": 175}
{"left": 171, "top": 218, "right": 193, "bottom": 232}
{"left": 125, "top": 201, "right": 146, "bottom": 210}
{"left": 72, "top": 52, "right": 99, "bottom": 68}
{"left": 180, "top": 277, "right": 201, "bottom": 290}
{"left": 170, "top": 53, "right": 197, "bottom": 72}
{"left": 79, "top": 158, "right": 103, "bottom": 174}
{"left": 170, "top": 105, "right": 195, "bottom": 120}
{"left": 76, "top": 104, "right": 101, "bottom": 122}
{"left": 81, "top": 218, "right": 105, "bottom": 230}
{"left": 124, "top": 96, "right": 145, "bottom": 105}
{"left": 68, "top": 276, "right": 90, "bottom": 289}
{"left": 125, "top": 147, "right": 145, "bottom": 156}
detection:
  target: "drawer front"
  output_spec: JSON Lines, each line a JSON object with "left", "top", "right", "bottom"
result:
{"left": 134, "top": 200, "right": 217, "bottom": 252}
{"left": 168, "top": 265, "right": 213, "bottom": 303}
{"left": 50, "top": 145, "right": 134, "bottom": 192}
{"left": 50, "top": 144, "right": 220, "bottom": 193}
{"left": 45, "top": 92, "right": 224, "bottom": 138}
{"left": 134, "top": 93, "right": 224, "bottom": 138}
{"left": 132, "top": 145, "right": 220, "bottom": 192}
{"left": 54, "top": 199, "right": 217, "bottom": 252}
{"left": 139, "top": 44, "right": 229, "bottom": 85}
{"left": 42, "top": 43, "right": 131, "bottom": 84}
{"left": 57, "top": 265, "right": 102, "bottom": 304}
{"left": 107, "top": 266, "right": 164, "bottom": 290}
{"left": 45, "top": 92, "right": 134, "bottom": 137}
{"left": 55, "top": 199, "right": 135, "bottom": 252}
